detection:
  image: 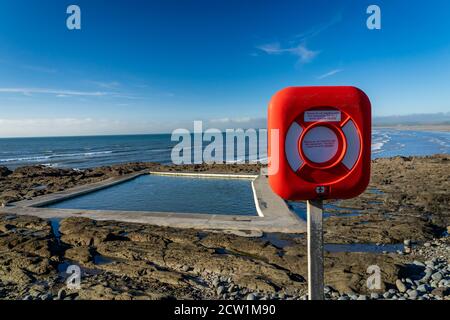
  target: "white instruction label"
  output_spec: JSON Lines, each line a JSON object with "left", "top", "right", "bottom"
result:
{"left": 301, "top": 126, "right": 339, "bottom": 163}
{"left": 304, "top": 110, "right": 341, "bottom": 122}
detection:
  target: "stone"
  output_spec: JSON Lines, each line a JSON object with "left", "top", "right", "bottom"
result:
{"left": 417, "top": 284, "right": 429, "bottom": 293}
{"left": 407, "top": 290, "right": 418, "bottom": 299}
{"left": 431, "top": 287, "right": 450, "bottom": 298}
{"left": 357, "top": 295, "right": 367, "bottom": 300}
{"left": 396, "top": 279, "right": 407, "bottom": 293}
{"left": 413, "top": 260, "right": 425, "bottom": 267}
{"left": 370, "top": 292, "right": 379, "bottom": 299}
{"left": 246, "top": 293, "right": 256, "bottom": 300}
{"left": 424, "top": 242, "right": 431, "bottom": 247}
{"left": 217, "top": 286, "right": 225, "bottom": 295}
{"left": 438, "top": 280, "right": 448, "bottom": 287}
{"left": 403, "top": 239, "right": 411, "bottom": 246}
{"left": 41, "top": 293, "right": 53, "bottom": 300}
{"left": 431, "top": 272, "right": 443, "bottom": 282}
{"left": 181, "top": 265, "right": 190, "bottom": 272}
{"left": 57, "top": 288, "right": 66, "bottom": 300}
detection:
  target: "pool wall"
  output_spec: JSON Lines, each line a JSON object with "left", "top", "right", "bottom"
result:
{"left": 3, "top": 171, "right": 306, "bottom": 234}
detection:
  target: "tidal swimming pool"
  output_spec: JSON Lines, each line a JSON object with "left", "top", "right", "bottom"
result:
{"left": 45, "top": 174, "right": 258, "bottom": 216}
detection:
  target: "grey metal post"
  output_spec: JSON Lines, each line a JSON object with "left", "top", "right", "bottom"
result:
{"left": 307, "top": 199, "right": 324, "bottom": 300}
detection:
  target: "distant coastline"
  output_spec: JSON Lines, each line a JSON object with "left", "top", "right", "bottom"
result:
{"left": 373, "top": 124, "right": 450, "bottom": 132}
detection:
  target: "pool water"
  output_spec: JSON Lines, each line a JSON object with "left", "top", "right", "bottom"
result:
{"left": 46, "top": 174, "right": 257, "bottom": 216}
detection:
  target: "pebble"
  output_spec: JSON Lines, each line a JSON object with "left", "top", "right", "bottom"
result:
{"left": 212, "top": 278, "right": 220, "bottom": 288}
{"left": 22, "top": 295, "right": 32, "bottom": 301}
{"left": 424, "top": 242, "right": 431, "bottom": 247}
{"left": 41, "top": 293, "right": 53, "bottom": 300}
{"left": 431, "top": 272, "right": 443, "bottom": 282}
{"left": 383, "top": 292, "right": 392, "bottom": 299}
{"left": 357, "top": 295, "right": 367, "bottom": 300}
{"left": 57, "top": 288, "right": 66, "bottom": 300}
{"left": 425, "top": 260, "right": 434, "bottom": 267}
{"left": 181, "top": 265, "right": 190, "bottom": 272}
{"left": 246, "top": 293, "right": 256, "bottom": 300}
{"left": 396, "top": 280, "right": 407, "bottom": 293}
{"left": 417, "top": 284, "right": 429, "bottom": 293}
{"left": 413, "top": 260, "right": 425, "bottom": 267}
{"left": 217, "top": 286, "right": 225, "bottom": 295}
{"left": 407, "top": 290, "right": 418, "bottom": 299}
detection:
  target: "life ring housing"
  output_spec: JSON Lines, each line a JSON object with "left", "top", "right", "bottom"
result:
{"left": 268, "top": 86, "right": 371, "bottom": 200}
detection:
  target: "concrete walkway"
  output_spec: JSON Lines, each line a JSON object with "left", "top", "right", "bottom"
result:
{"left": 1, "top": 171, "right": 306, "bottom": 234}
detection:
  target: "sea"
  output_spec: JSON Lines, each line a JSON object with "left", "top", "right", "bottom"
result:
{"left": 0, "top": 129, "right": 448, "bottom": 170}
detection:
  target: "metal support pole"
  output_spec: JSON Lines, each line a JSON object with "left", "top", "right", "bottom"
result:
{"left": 307, "top": 199, "right": 324, "bottom": 300}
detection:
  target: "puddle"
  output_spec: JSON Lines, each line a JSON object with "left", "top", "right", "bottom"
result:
{"left": 262, "top": 233, "right": 298, "bottom": 249}
{"left": 49, "top": 218, "right": 62, "bottom": 244}
{"left": 367, "top": 188, "right": 384, "bottom": 195}
{"left": 214, "top": 248, "right": 229, "bottom": 255}
{"left": 93, "top": 255, "right": 115, "bottom": 265}
{"left": 324, "top": 243, "right": 404, "bottom": 253}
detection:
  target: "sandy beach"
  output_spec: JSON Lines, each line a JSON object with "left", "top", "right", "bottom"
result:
{"left": 0, "top": 155, "right": 448, "bottom": 300}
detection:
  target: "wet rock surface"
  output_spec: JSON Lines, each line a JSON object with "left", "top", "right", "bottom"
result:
{"left": 0, "top": 155, "right": 448, "bottom": 300}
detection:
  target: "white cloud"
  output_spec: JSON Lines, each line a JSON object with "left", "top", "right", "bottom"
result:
{"left": 0, "top": 118, "right": 158, "bottom": 137}
{"left": 0, "top": 87, "right": 108, "bottom": 97}
{"left": 256, "top": 13, "right": 343, "bottom": 66}
{"left": 257, "top": 42, "right": 319, "bottom": 64}
{"left": 317, "top": 68, "right": 344, "bottom": 79}
{"left": 295, "top": 13, "right": 343, "bottom": 41}
{"left": 88, "top": 80, "right": 121, "bottom": 89}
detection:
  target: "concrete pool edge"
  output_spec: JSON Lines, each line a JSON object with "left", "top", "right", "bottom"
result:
{"left": 2, "top": 171, "right": 306, "bottom": 234}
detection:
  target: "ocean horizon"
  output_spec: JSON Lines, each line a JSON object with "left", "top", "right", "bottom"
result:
{"left": 0, "top": 128, "right": 448, "bottom": 170}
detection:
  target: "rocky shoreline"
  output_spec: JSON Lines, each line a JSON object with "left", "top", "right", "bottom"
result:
{"left": 0, "top": 155, "right": 448, "bottom": 300}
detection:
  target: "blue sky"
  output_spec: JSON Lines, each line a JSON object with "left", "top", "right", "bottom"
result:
{"left": 0, "top": 0, "right": 449, "bottom": 136}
